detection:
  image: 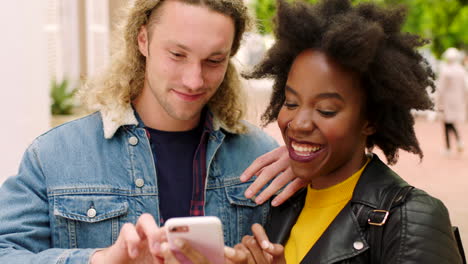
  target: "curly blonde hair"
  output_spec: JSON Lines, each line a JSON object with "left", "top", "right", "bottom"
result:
{"left": 80, "top": 0, "right": 251, "bottom": 133}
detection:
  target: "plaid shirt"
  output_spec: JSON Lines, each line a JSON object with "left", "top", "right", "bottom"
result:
{"left": 143, "top": 110, "right": 213, "bottom": 222}
{"left": 190, "top": 111, "right": 213, "bottom": 216}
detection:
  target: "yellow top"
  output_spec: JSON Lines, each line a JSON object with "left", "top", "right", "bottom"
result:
{"left": 284, "top": 159, "right": 370, "bottom": 263}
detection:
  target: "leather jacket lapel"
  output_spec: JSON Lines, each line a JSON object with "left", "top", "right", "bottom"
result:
{"left": 266, "top": 188, "right": 307, "bottom": 244}
{"left": 352, "top": 155, "right": 407, "bottom": 208}
{"left": 301, "top": 203, "right": 369, "bottom": 264}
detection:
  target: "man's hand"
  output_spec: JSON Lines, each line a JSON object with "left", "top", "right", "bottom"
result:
{"left": 241, "top": 146, "right": 307, "bottom": 206}
{"left": 159, "top": 239, "right": 248, "bottom": 264}
{"left": 90, "top": 213, "right": 165, "bottom": 264}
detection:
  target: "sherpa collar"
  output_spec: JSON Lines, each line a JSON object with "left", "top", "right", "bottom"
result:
{"left": 100, "top": 104, "right": 232, "bottom": 139}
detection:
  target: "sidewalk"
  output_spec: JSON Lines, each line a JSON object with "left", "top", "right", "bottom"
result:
{"left": 261, "top": 118, "right": 468, "bottom": 257}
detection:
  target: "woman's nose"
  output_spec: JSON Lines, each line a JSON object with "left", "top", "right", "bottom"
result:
{"left": 290, "top": 111, "right": 314, "bottom": 133}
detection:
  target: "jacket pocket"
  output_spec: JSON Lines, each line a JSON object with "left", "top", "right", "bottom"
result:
{"left": 223, "top": 183, "right": 270, "bottom": 245}
{"left": 53, "top": 194, "right": 129, "bottom": 249}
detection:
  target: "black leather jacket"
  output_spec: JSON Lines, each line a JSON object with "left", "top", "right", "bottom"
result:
{"left": 265, "top": 155, "right": 462, "bottom": 263}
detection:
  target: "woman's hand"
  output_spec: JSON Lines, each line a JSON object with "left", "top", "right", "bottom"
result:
{"left": 241, "top": 146, "right": 307, "bottom": 206}
{"left": 232, "top": 224, "right": 286, "bottom": 264}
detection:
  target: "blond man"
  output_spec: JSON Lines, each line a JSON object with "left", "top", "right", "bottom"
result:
{"left": 0, "top": 1, "right": 278, "bottom": 263}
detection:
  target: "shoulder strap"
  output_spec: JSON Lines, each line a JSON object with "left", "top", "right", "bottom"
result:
{"left": 453, "top": 226, "right": 467, "bottom": 264}
{"left": 367, "top": 185, "right": 414, "bottom": 264}
{"left": 356, "top": 185, "right": 466, "bottom": 264}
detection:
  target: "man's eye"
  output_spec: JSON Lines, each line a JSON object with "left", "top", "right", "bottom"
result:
{"left": 170, "top": 52, "right": 184, "bottom": 58}
{"left": 207, "top": 58, "right": 225, "bottom": 65}
{"left": 318, "top": 110, "right": 336, "bottom": 117}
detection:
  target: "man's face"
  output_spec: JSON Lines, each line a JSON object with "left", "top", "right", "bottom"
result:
{"left": 137, "top": 1, "right": 235, "bottom": 130}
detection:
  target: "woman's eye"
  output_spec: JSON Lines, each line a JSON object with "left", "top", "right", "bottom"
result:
{"left": 283, "top": 102, "right": 298, "bottom": 109}
{"left": 318, "top": 110, "right": 337, "bottom": 117}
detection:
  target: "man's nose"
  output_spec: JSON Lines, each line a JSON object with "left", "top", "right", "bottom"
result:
{"left": 182, "top": 62, "right": 204, "bottom": 90}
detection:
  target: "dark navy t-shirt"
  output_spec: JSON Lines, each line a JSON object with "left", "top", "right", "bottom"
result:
{"left": 146, "top": 125, "right": 202, "bottom": 222}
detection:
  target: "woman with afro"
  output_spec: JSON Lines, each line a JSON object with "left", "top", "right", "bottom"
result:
{"left": 234, "top": 0, "right": 463, "bottom": 263}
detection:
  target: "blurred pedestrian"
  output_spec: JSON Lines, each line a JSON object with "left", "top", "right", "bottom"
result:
{"left": 437, "top": 47, "right": 466, "bottom": 155}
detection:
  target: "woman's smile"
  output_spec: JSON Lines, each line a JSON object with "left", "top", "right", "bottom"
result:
{"left": 288, "top": 138, "right": 325, "bottom": 162}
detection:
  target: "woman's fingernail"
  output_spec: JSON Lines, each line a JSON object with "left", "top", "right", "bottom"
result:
{"left": 240, "top": 174, "right": 246, "bottom": 181}
{"left": 261, "top": 240, "right": 270, "bottom": 250}
{"left": 224, "top": 246, "right": 236, "bottom": 257}
{"left": 245, "top": 189, "right": 253, "bottom": 198}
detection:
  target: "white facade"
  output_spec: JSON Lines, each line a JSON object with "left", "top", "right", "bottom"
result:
{"left": 0, "top": 1, "right": 120, "bottom": 184}
{"left": 0, "top": 1, "right": 50, "bottom": 183}
{"left": 86, "top": 0, "right": 110, "bottom": 76}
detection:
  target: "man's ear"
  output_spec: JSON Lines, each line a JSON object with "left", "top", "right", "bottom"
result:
{"left": 362, "top": 121, "right": 376, "bottom": 136}
{"left": 137, "top": 26, "right": 149, "bottom": 57}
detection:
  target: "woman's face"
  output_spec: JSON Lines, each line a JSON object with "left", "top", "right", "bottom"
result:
{"left": 278, "top": 49, "right": 374, "bottom": 189}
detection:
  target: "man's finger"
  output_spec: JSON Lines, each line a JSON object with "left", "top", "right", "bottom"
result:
{"left": 160, "top": 242, "right": 180, "bottom": 264}
{"left": 245, "top": 170, "right": 278, "bottom": 201}
{"left": 254, "top": 167, "right": 295, "bottom": 205}
{"left": 240, "top": 146, "right": 287, "bottom": 183}
{"left": 135, "top": 213, "right": 163, "bottom": 255}
{"left": 173, "top": 239, "right": 209, "bottom": 264}
{"left": 117, "top": 223, "right": 142, "bottom": 259}
{"left": 244, "top": 149, "right": 290, "bottom": 200}
{"left": 271, "top": 177, "right": 308, "bottom": 207}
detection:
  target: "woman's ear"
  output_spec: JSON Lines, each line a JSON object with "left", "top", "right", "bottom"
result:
{"left": 137, "top": 26, "right": 149, "bottom": 57}
{"left": 362, "top": 121, "right": 376, "bottom": 136}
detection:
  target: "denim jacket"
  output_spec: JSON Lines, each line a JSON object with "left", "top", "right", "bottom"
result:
{"left": 0, "top": 109, "right": 278, "bottom": 264}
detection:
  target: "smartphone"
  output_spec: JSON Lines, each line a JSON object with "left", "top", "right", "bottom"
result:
{"left": 164, "top": 216, "right": 225, "bottom": 264}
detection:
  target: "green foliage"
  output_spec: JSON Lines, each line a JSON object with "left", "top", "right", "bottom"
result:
{"left": 50, "top": 79, "right": 77, "bottom": 115}
{"left": 253, "top": 0, "right": 467, "bottom": 57}
{"left": 401, "top": 0, "right": 468, "bottom": 57}
{"left": 254, "top": 0, "right": 277, "bottom": 34}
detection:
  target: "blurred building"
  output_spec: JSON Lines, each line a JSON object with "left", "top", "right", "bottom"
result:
{"left": 1, "top": 0, "right": 269, "bottom": 182}
{"left": 47, "top": 0, "right": 132, "bottom": 84}
{"left": 1, "top": 1, "right": 49, "bottom": 182}
{"left": 0, "top": 1, "right": 132, "bottom": 183}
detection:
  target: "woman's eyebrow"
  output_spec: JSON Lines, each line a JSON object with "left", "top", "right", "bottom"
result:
{"left": 285, "top": 85, "right": 344, "bottom": 102}
{"left": 315, "top": 92, "right": 344, "bottom": 102}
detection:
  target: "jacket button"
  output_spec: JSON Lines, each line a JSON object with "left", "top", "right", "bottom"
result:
{"left": 128, "top": 136, "right": 139, "bottom": 146}
{"left": 87, "top": 208, "right": 97, "bottom": 218}
{"left": 353, "top": 241, "right": 364, "bottom": 250}
{"left": 135, "top": 178, "right": 145, "bottom": 188}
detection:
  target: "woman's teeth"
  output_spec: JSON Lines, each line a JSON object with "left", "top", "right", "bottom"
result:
{"left": 291, "top": 141, "right": 322, "bottom": 156}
